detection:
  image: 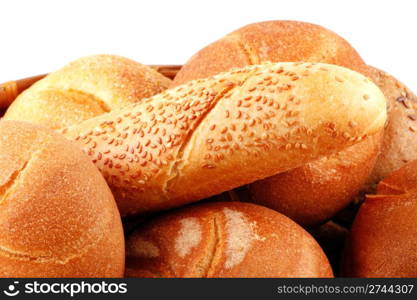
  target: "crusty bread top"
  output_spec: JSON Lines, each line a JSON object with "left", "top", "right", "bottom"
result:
{"left": 25, "top": 54, "right": 171, "bottom": 108}
{"left": 126, "top": 202, "right": 333, "bottom": 277}
{"left": 4, "top": 55, "right": 171, "bottom": 129}
{"left": 0, "top": 120, "right": 121, "bottom": 264}
{"left": 376, "top": 160, "right": 417, "bottom": 195}
{"left": 173, "top": 20, "right": 367, "bottom": 86}
{"left": 63, "top": 62, "right": 387, "bottom": 215}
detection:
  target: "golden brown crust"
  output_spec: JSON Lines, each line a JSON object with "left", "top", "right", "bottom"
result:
{"left": 376, "top": 160, "right": 417, "bottom": 195}
{"left": 63, "top": 62, "right": 387, "bottom": 216}
{"left": 173, "top": 20, "right": 377, "bottom": 226}
{"left": 0, "top": 120, "right": 125, "bottom": 277}
{"left": 342, "top": 160, "right": 417, "bottom": 277}
{"left": 172, "top": 20, "right": 367, "bottom": 86}
{"left": 4, "top": 55, "right": 171, "bottom": 130}
{"left": 342, "top": 192, "right": 417, "bottom": 277}
{"left": 366, "top": 66, "right": 417, "bottom": 182}
{"left": 125, "top": 202, "right": 333, "bottom": 277}
{"left": 248, "top": 131, "right": 383, "bottom": 226}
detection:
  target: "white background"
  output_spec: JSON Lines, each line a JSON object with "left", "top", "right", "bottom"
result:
{"left": 1, "top": 0, "right": 416, "bottom": 89}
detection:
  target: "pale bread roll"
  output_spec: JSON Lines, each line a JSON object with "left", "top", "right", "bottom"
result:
{"left": 4, "top": 55, "right": 171, "bottom": 130}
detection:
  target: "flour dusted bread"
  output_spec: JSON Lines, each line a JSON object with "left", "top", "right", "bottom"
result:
{"left": 125, "top": 202, "right": 333, "bottom": 277}
{"left": 172, "top": 20, "right": 368, "bottom": 86}
{"left": 0, "top": 120, "right": 124, "bottom": 277}
{"left": 62, "top": 62, "right": 387, "bottom": 216}
{"left": 4, "top": 55, "right": 171, "bottom": 130}
{"left": 342, "top": 161, "right": 417, "bottom": 277}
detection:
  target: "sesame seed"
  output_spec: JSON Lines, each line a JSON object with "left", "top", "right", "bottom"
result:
{"left": 202, "top": 164, "right": 216, "bottom": 169}
{"left": 408, "top": 114, "right": 417, "bottom": 121}
{"left": 348, "top": 121, "right": 357, "bottom": 128}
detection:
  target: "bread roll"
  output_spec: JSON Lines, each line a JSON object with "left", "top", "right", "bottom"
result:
{"left": 342, "top": 163, "right": 417, "bottom": 277}
{"left": 63, "top": 62, "right": 387, "bottom": 216}
{"left": 172, "top": 20, "right": 367, "bottom": 86}
{"left": 249, "top": 131, "right": 383, "bottom": 226}
{"left": 125, "top": 202, "right": 333, "bottom": 277}
{"left": 366, "top": 67, "right": 417, "bottom": 182}
{"left": 4, "top": 54, "right": 171, "bottom": 130}
{"left": 0, "top": 120, "right": 124, "bottom": 277}
{"left": 173, "top": 20, "right": 379, "bottom": 226}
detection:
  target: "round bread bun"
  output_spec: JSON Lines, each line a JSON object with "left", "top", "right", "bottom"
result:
{"left": 125, "top": 202, "right": 333, "bottom": 278}
{"left": 172, "top": 20, "right": 368, "bottom": 86}
{"left": 342, "top": 162, "right": 417, "bottom": 277}
{"left": 366, "top": 67, "right": 417, "bottom": 183}
{"left": 248, "top": 131, "right": 383, "bottom": 226}
{"left": 171, "top": 20, "right": 377, "bottom": 226}
{"left": 4, "top": 54, "right": 171, "bottom": 130}
{"left": 0, "top": 120, "right": 125, "bottom": 277}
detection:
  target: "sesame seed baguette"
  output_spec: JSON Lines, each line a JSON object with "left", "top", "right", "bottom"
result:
{"left": 63, "top": 62, "right": 387, "bottom": 216}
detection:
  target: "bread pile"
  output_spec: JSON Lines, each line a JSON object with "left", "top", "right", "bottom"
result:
{"left": 0, "top": 20, "right": 415, "bottom": 278}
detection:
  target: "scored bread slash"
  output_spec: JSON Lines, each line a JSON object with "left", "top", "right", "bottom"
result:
{"left": 63, "top": 62, "right": 387, "bottom": 216}
{"left": 125, "top": 202, "right": 333, "bottom": 278}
